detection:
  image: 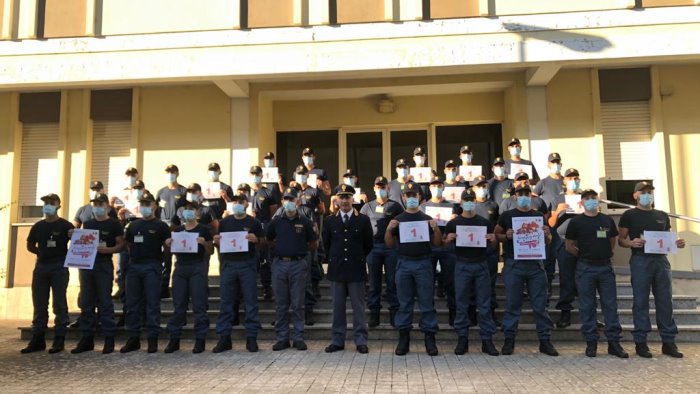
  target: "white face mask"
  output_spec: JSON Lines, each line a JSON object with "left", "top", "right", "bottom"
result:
{"left": 127, "top": 176, "right": 137, "bottom": 187}
{"left": 493, "top": 167, "right": 505, "bottom": 177}
{"left": 414, "top": 156, "right": 425, "bottom": 166}
{"left": 166, "top": 173, "right": 177, "bottom": 183}
{"left": 460, "top": 153, "right": 473, "bottom": 163}
{"left": 509, "top": 146, "right": 521, "bottom": 157}
{"left": 89, "top": 190, "right": 98, "bottom": 200}
{"left": 302, "top": 156, "right": 313, "bottom": 166}
{"left": 295, "top": 174, "right": 308, "bottom": 184}
{"left": 263, "top": 159, "right": 274, "bottom": 168}
{"left": 549, "top": 164, "right": 562, "bottom": 175}
{"left": 343, "top": 177, "right": 355, "bottom": 187}
{"left": 208, "top": 171, "right": 219, "bottom": 181}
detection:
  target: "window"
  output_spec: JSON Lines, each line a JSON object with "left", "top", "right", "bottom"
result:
{"left": 91, "top": 121, "right": 131, "bottom": 196}
{"left": 19, "top": 123, "right": 59, "bottom": 220}
{"left": 435, "top": 124, "right": 502, "bottom": 176}
{"left": 346, "top": 131, "right": 383, "bottom": 197}
{"left": 601, "top": 101, "right": 653, "bottom": 180}
{"left": 276, "top": 130, "right": 339, "bottom": 188}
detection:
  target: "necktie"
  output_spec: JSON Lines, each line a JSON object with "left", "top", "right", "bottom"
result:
{"left": 343, "top": 214, "right": 349, "bottom": 224}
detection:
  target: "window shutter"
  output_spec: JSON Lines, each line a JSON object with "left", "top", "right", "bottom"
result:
{"left": 601, "top": 101, "right": 653, "bottom": 180}
{"left": 91, "top": 121, "right": 132, "bottom": 196}
{"left": 19, "top": 123, "right": 60, "bottom": 216}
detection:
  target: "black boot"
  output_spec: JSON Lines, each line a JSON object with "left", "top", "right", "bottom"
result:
{"left": 448, "top": 308, "right": 456, "bottom": 327}
{"left": 661, "top": 342, "right": 683, "bottom": 358}
{"left": 70, "top": 336, "right": 95, "bottom": 354}
{"left": 120, "top": 337, "right": 141, "bottom": 353}
{"left": 395, "top": 329, "right": 410, "bottom": 356}
{"left": 454, "top": 336, "right": 468, "bottom": 355}
{"left": 608, "top": 341, "right": 629, "bottom": 358}
{"left": 482, "top": 340, "right": 499, "bottom": 356}
{"left": 192, "top": 339, "right": 205, "bottom": 354}
{"left": 491, "top": 308, "right": 501, "bottom": 327}
{"left": 48, "top": 336, "right": 65, "bottom": 354}
{"left": 556, "top": 310, "right": 571, "bottom": 328}
{"left": 20, "top": 333, "right": 46, "bottom": 354}
{"left": 147, "top": 337, "right": 158, "bottom": 353}
{"left": 102, "top": 337, "right": 115, "bottom": 354}
{"left": 635, "top": 342, "right": 652, "bottom": 358}
{"left": 501, "top": 338, "right": 515, "bottom": 355}
{"left": 263, "top": 285, "right": 273, "bottom": 301}
{"left": 246, "top": 337, "right": 259, "bottom": 353}
{"left": 467, "top": 305, "right": 477, "bottom": 327}
{"left": 213, "top": 335, "right": 233, "bottom": 353}
{"left": 539, "top": 340, "right": 559, "bottom": 356}
{"left": 232, "top": 303, "right": 240, "bottom": 326}
{"left": 368, "top": 311, "right": 380, "bottom": 328}
{"left": 424, "top": 333, "right": 438, "bottom": 356}
{"left": 305, "top": 309, "right": 315, "bottom": 326}
{"left": 389, "top": 310, "right": 397, "bottom": 328}
{"left": 585, "top": 341, "right": 597, "bottom": 357}
{"left": 164, "top": 338, "right": 180, "bottom": 353}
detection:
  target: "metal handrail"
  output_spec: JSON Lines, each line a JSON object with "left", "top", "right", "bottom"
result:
{"left": 601, "top": 199, "right": 700, "bottom": 224}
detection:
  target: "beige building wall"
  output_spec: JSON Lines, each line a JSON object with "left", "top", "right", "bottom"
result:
{"left": 44, "top": 0, "right": 87, "bottom": 38}
{"left": 0, "top": 92, "right": 14, "bottom": 286}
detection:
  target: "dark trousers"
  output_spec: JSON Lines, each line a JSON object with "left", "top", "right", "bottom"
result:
{"left": 167, "top": 262, "right": 209, "bottom": 339}
{"left": 126, "top": 260, "right": 162, "bottom": 338}
{"left": 575, "top": 261, "right": 622, "bottom": 341}
{"left": 31, "top": 261, "right": 69, "bottom": 336}
{"left": 367, "top": 243, "right": 399, "bottom": 312}
{"left": 305, "top": 251, "right": 318, "bottom": 309}
{"left": 431, "top": 246, "right": 456, "bottom": 310}
{"left": 502, "top": 259, "right": 553, "bottom": 340}
{"left": 161, "top": 251, "right": 173, "bottom": 293}
{"left": 395, "top": 257, "right": 439, "bottom": 333}
{"left": 217, "top": 257, "right": 262, "bottom": 337}
{"left": 454, "top": 259, "right": 497, "bottom": 339}
{"left": 117, "top": 250, "right": 129, "bottom": 314}
{"left": 630, "top": 254, "right": 678, "bottom": 343}
{"left": 272, "top": 257, "right": 307, "bottom": 342}
{"left": 555, "top": 240, "right": 578, "bottom": 311}
{"left": 470, "top": 248, "right": 499, "bottom": 310}
{"left": 330, "top": 281, "right": 368, "bottom": 346}
{"left": 78, "top": 260, "right": 116, "bottom": 337}
{"left": 258, "top": 242, "right": 272, "bottom": 287}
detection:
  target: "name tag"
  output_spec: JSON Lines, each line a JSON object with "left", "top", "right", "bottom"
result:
{"left": 47, "top": 240, "right": 57, "bottom": 248}
{"left": 375, "top": 206, "right": 384, "bottom": 214}
{"left": 596, "top": 230, "right": 607, "bottom": 239}
{"left": 134, "top": 235, "right": 144, "bottom": 243}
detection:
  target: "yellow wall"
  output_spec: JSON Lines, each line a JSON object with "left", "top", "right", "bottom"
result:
{"left": 248, "top": 0, "right": 296, "bottom": 28}
{"left": 44, "top": 0, "right": 87, "bottom": 38}
{"left": 0, "top": 92, "right": 13, "bottom": 284}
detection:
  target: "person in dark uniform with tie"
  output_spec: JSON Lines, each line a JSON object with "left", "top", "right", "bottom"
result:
{"left": 323, "top": 185, "right": 374, "bottom": 354}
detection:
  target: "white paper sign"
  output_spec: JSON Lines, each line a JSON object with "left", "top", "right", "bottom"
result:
{"left": 443, "top": 187, "right": 465, "bottom": 203}
{"left": 458, "top": 165, "right": 482, "bottom": 182}
{"left": 508, "top": 163, "right": 533, "bottom": 179}
{"left": 226, "top": 202, "right": 235, "bottom": 214}
{"left": 565, "top": 194, "right": 584, "bottom": 214}
{"left": 353, "top": 188, "right": 363, "bottom": 204}
{"left": 410, "top": 167, "right": 432, "bottom": 184}
{"left": 424, "top": 206, "right": 453, "bottom": 227}
{"left": 262, "top": 167, "right": 280, "bottom": 183}
{"left": 456, "top": 225, "right": 488, "bottom": 248}
{"left": 220, "top": 231, "right": 249, "bottom": 253}
{"left": 398, "top": 221, "right": 430, "bottom": 243}
{"left": 643, "top": 231, "right": 678, "bottom": 254}
{"left": 307, "top": 173, "right": 318, "bottom": 187}
{"left": 171, "top": 232, "right": 199, "bottom": 253}
{"left": 512, "top": 216, "right": 546, "bottom": 260}
{"left": 202, "top": 182, "right": 221, "bottom": 199}
{"left": 64, "top": 229, "right": 100, "bottom": 269}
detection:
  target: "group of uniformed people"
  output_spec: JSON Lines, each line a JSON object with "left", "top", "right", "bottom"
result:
{"left": 21, "top": 140, "right": 686, "bottom": 359}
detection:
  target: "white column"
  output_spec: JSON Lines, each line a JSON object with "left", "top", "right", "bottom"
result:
{"left": 231, "top": 98, "right": 251, "bottom": 187}
{"left": 525, "top": 86, "right": 551, "bottom": 178}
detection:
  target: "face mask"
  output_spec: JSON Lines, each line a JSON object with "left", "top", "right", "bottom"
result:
{"left": 475, "top": 188, "right": 487, "bottom": 199}
{"left": 166, "top": 173, "right": 177, "bottom": 183}
{"left": 89, "top": 190, "right": 98, "bottom": 200}
{"left": 460, "top": 154, "right": 473, "bottom": 163}
{"left": 295, "top": 174, "right": 307, "bottom": 184}
{"left": 139, "top": 206, "right": 153, "bottom": 217}
{"left": 263, "top": 159, "right": 274, "bottom": 168}
{"left": 583, "top": 199, "right": 599, "bottom": 212}
{"left": 550, "top": 164, "right": 562, "bottom": 175}
{"left": 186, "top": 193, "right": 199, "bottom": 203}
{"left": 414, "top": 156, "right": 425, "bottom": 166}
{"left": 283, "top": 200, "right": 296, "bottom": 212}
{"left": 135, "top": 189, "right": 144, "bottom": 199}
{"left": 567, "top": 180, "right": 580, "bottom": 191}
{"left": 639, "top": 193, "right": 654, "bottom": 207}
{"left": 42, "top": 204, "right": 57, "bottom": 216}
{"left": 208, "top": 171, "right": 219, "bottom": 181}
{"left": 446, "top": 171, "right": 457, "bottom": 181}
{"left": 376, "top": 188, "right": 387, "bottom": 199}
{"left": 430, "top": 187, "right": 443, "bottom": 198}
{"left": 509, "top": 147, "right": 522, "bottom": 156}
{"left": 232, "top": 203, "right": 246, "bottom": 215}
{"left": 516, "top": 196, "right": 531, "bottom": 208}
{"left": 250, "top": 175, "right": 262, "bottom": 185}
{"left": 127, "top": 176, "right": 137, "bottom": 187}
{"left": 182, "top": 209, "right": 196, "bottom": 221}
{"left": 92, "top": 206, "right": 106, "bottom": 217}
{"left": 493, "top": 167, "right": 505, "bottom": 177}
{"left": 461, "top": 201, "right": 476, "bottom": 212}
{"left": 397, "top": 168, "right": 409, "bottom": 178}
{"left": 302, "top": 156, "right": 313, "bottom": 166}
{"left": 343, "top": 177, "right": 355, "bottom": 187}
{"left": 405, "top": 197, "right": 419, "bottom": 209}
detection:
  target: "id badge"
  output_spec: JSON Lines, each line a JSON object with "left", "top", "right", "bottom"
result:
{"left": 47, "top": 240, "right": 57, "bottom": 248}
{"left": 375, "top": 206, "right": 384, "bottom": 214}
{"left": 596, "top": 230, "right": 607, "bottom": 239}
{"left": 134, "top": 235, "right": 144, "bottom": 243}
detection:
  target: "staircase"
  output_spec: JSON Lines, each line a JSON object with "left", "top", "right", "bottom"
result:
{"left": 19, "top": 275, "right": 700, "bottom": 342}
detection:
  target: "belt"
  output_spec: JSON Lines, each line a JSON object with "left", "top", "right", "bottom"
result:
{"left": 277, "top": 256, "right": 305, "bottom": 262}
{"left": 579, "top": 258, "right": 611, "bottom": 265}
{"left": 456, "top": 256, "right": 487, "bottom": 264}
{"left": 399, "top": 254, "right": 430, "bottom": 261}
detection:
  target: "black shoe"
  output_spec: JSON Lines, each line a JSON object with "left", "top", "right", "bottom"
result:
{"left": 424, "top": 333, "right": 438, "bottom": 356}
{"left": 48, "top": 336, "right": 65, "bottom": 354}
{"left": 491, "top": 308, "right": 501, "bottom": 327}
{"left": 213, "top": 335, "right": 233, "bottom": 353}
{"left": 596, "top": 320, "right": 604, "bottom": 329}
{"left": 482, "top": 340, "right": 499, "bottom": 356}
{"left": 313, "top": 280, "right": 321, "bottom": 300}
{"left": 585, "top": 341, "right": 597, "bottom": 357}
{"left": 556, "top": 310, "right": 571, "bottom": 328}
{"left": 102, "top": 337, "right": 115, "bottom": 354}
{"left": 395, "top": 329, "right": 410, "bottom": 356}
{"left": 70, "top": 336, "right": 95, "bottom": 354}
{"left": 501, "top": 338, "right": 515, "bottom": 355}
{"left": 263, "top": 285, "right": 273, "bottom": 301}
{"left": 20, "top": 333, "right": 46, "bottom": 354}
{"left": 325, "top": 344, "right": 344, "bottom": 353}
{"left": 454, "top": 336, "right": 468, "bottom": 355}
{"left": 116, "top": 315, "right": 125, "bottom": 327}
{"left": 467, "top": 305, "right": 477, "bottom": 327}
{"left": 356, "top": 345, "right": 369, "bottom": 354}
{"left": 164, "top": 339, "right": 180, "bottom": 354}
{"left": 662, "top": 342, "right": 683, "bottom": 358}
{"left": 272, "top": 341, "right": 290, "bottom": 351}
{"left": 192, "top": 339, "right": 205, "bottom": 354}
{"left": 293, "top": 340, "right": 307, "bottom": 351}
{"left": 608, "top": 341, "right": 629, "bottom": 358}
{"left": 305, "top": 310, "right": 315, "bottom": 326}
{"left": 120, "top": 337, "right": 141, "bottom": 353}
{"left": 368, "top": 311, "right": 380, "bottom": 328}
{"left": 539, "top": 340, "right": 559, "bottom": 357}
{"left": 448, "top": 308, "right": 456, "bottom": 327}
{"left": 147, "top": 337, "right": 158, "bottom": 353}
{"left": 635, "top": 342, "right": 652, "bottom": 358}
{"left": 389, "top": 310, "right": 397, "bottom": 328}
{"left": 68, "top": 319, "right": 80, "bottom": 329}
{"left": 246, "top": 337, "right": 259, "bottom": 353}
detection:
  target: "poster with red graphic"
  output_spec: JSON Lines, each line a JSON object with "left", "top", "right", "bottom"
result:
{"left": 64, "top": 229, "right": 100, "bottom": 269}
{"left": 512, "top": 217, "right": 546, "bottom": 260}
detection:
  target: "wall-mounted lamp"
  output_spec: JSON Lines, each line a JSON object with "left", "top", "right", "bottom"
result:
{"left": 378, "top": 95, "right": 396, "bottom": 113}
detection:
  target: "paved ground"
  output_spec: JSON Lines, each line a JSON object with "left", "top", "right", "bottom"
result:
{"left": 2, "top": 320, "right": 699, "bottom": 393}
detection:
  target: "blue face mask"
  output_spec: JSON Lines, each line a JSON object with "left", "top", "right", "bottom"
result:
{"left": 376, "top": 188, "right": 387, "bottom": 199}
{"left": 263, "top": 159, "right": 274, "bottom": 168}
{"left": 92, "top": 206, "right": 106, "bottom": 217}
{"left": 186, "top": 193, "right": 199, "bottom": 203}
{"left": 232, "top": 203, "right": 246, "bottom": 215}
{"left": 405, "top": 197, "right": 420, "bottom": 209}
{"left": 550, "top": 164, "right": 562, "bottom": 175}
{"left": 461, "top": 201, "right": 476, "bottom": 212}
{"left": 127, "top": 176, "right": 137, "bottom": 187}
{"left": 302, "top": 156, "right": 313, "bottom": 166}
{"left": 567, "top": 180, "right": 580, "bottom": 191}
{"left": 397, "top": 168, "right": 409, "bottom": 178}
{"left": 509, "top": 146, "right": 522, "bottom": 156}
{"left": 208, "top": 171, "right": 219, "bottom": 181}
{"left": 250, "top": 175, "right": 262, "bottom": 185}
{"left": 166, "top": 173, "right": 177, "bottom": 183}
{"left": 295, "top": 174, "right": 307, "bottom": 184}
{"left": 474, "top": 188, "right": 487, "bottom": 199}
{"left": 42, "top": 204, "right": 57, "bottom": 216}
{"left": 639, "top": 193, "right": 654, "bottom": 207}
{"left": 182, "top": 209, "right": 196, "bottom": 221}
{"left": 343, "top": 177, "right": 355, "bottom": 187}
{"left": 516, "top": 196, "right": 531, "bottom": 208}
{"left": 283, "top": 200, "right": 296, "bottom": 212}
{"left": 493, "top": 167, "right": 505, "bottom": 177}
{"left": 430, "top": 187, "right": 443, "bottom": 198}
{"left": 446, "top": 171, "right": 457, "bottom": 181}
{"left": 583, "top": 199, "right": 599, "bottom": 212}
{"left": 139, "top": 206, "right": 153, "bottom": 217}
